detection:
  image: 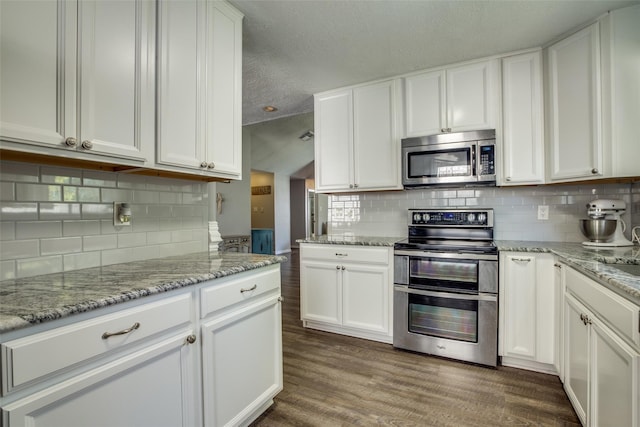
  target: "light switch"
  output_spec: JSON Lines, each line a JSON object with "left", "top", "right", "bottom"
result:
{"left": 537, "top": 205, "right": 549, "bottom": 220}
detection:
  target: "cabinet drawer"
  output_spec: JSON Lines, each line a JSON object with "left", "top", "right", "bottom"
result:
{"left": 1, "top": 293, "right": 192, "bottom": 394}
{"left": 565, "top": 266, "right": 639, "bottom": 348}
{"left": 301, "top": 245, "right": 390, "bottom": 265}
{"left": 200, "top": 268, "right": 280, "bottom": 318}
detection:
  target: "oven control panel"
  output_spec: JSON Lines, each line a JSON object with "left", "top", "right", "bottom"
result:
{"left": 408, "top": 209, "right": 493, "bottom": 226}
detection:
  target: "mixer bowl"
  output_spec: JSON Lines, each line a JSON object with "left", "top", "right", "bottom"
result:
{"left": 579, "top": 219, "right": 617, "bottom": 242}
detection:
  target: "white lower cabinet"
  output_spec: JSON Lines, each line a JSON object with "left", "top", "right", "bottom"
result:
{"left": 563, "top": 266, "right": 639, "bottom": 427}
{"left": 2, "top": 332, "right": 198, "bottom": 427}
{"left": 200, "top": 271, "right": 283, "bottom": 427}
{"left": 300, "top": 244, "right": 393, "bottom": 343}
{"left": 499, "top": 252, "right": 556, "bottom": 373}
{"left": 1, "top": 265, "right": 283, "bottom": 427}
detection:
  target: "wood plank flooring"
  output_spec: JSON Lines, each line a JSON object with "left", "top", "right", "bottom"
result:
{"left": 251, "top": 249, "right": 580, "bottom": 427}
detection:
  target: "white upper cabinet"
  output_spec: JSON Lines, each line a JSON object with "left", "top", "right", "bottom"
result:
{"left": 404, "top": 59, "right": 499, "bottom": 137}
{"left": 547, "top": 23, "right": 604, "bottom": 182}
{"left": 156, "top": 0, "right": 243, "bottom": 179}
{"left": 600, "top": 4, "right": 640, "bottom": 178}
{"left": 0, "top": 0, "right": 154, "bottom": 164}
{"left": 314, "top": 79, "right": 401, "bottom": 193}
{"left": 501, "top": 51, "right": 545, "bottom": 185}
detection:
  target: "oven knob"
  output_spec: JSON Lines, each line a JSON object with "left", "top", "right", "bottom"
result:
{"left": 423, "top": 213, "right": 430, "bottom": 222}
{"left": 467, "top": 213, "right": 476, "bottom": 223}
{"left": 413, "top": 213, "right": 422, "bottom": 223}
{"left": 477, "top": 213, "right": 487, "bottom": 223}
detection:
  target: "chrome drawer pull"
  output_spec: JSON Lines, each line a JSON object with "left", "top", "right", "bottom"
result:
{"left": 240, "top": 284, "right": 257, "bottom": 293}
{"left": 102, "top": 322, "right": 140, "bottom": 339}
{"left": 335, "top": 253, "right": 348, "bottom": 257}
{"left": 512, "top": 258, "right": 531, "bottom": 262}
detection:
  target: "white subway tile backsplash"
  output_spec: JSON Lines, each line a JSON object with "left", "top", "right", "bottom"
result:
{"left": 16, "top": 221, "right": 62, "bottom": 239}
{"left": 328, "top": 182, "right": 638, "bottom": 241}
{"left": 0, "top": 160, "right": 210, "bottom": 280}
{"left": 117, "top": 232, "right": 148, "bottom": 248}
{"left": 0, "top": 162, "right": 38, "bottom": 182}
{"left": 0, "top": 222, "right": 15, "bottom": 240}
{"left": 63, "top": 252, "right": 101, "bottom": 271}
{"left": 63, "top": 220, "right": 101, "bottom": 236}
{"left": 41, "top": 166, "right": 82, "bottom": 185}
{"left": 81, "top": 203, "right": 113, "bottom": 219}
{"left": 40, "top": 203, "right": 81, "bottom": 220}
{"left": 101, "top": 188, "right": 133, "bottom": 203}
{"left": 16, "top": 183, "right": 61, "bottom": 202}
{"left": 0, "top": 260, "right": 16, "bottom": 281}
{"left": 41, "top": 237, "right": 82, "bottom": 255}
{"left": 0, "top": 202, "right": 38, "bottom": 220}
{"left": 83, "top": 234, "right": 118, "bottom": 251}
{"left": 0, "top": 182, "right": 15, "bottom": 201}
{"left": 1, "top": 239, "right": 39, "bottom": 259}
{"left": 78, "top": 187, "right": 101, "bottom": 203}
{"left": 83, "top": 170, "right": 117, "bottom": 188}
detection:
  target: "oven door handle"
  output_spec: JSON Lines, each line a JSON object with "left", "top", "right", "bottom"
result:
{"left": 394, "top": 250, "right": 497, "bottom": 261}
{"left": 394, "top": 285, "right": 497, "bottom": 302}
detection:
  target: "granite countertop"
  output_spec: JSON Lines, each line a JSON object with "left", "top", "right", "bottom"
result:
{"left": 297, "top": 235, "right": 403, "bottom": 246}
{"left": 496, "top": 241, "right": 640, "bottom": 304}
{"left": 0, "top": 252, "right": 287, "bottom": 334}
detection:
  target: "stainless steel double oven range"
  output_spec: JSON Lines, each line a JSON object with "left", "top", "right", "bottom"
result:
{"left": 393, "top": 209, "right": 498, "bottom": 367}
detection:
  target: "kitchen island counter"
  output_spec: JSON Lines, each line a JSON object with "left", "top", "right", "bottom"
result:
{"left": 496, "top": 241, "right": 639, "bottom": 304}
{"left": 0, "top": 252, "right": 287, "bottom": 334}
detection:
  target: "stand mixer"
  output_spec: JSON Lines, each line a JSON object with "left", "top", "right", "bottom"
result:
{"left": 580, "top": 199, "right": 634, "bottom": 247}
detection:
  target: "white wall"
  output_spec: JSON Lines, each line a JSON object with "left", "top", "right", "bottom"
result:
{"left": 274, "top": 173, "right": 291, "bottom": 254}
{"left": 0, "top": 160, "right": 209, "bottom": 280}
{"left": 216, "top": 129, "right": 252, "bottom": 236}
{"left": 327, "top": 182, "right": 639, "bottom": 242}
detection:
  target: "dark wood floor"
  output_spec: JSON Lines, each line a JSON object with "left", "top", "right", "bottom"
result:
{"left": 252, "top": 249, "right": 580, "bottom": 427}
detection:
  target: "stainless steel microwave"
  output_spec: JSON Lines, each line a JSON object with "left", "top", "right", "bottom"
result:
{"left": 401, "top": 129, "right": 496, "bottom": 188}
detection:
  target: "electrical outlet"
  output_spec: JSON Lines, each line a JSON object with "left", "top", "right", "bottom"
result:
{"left": 114, "top": 202, "right": 132, "bottom": 226}
{"left": 538, "top": 205, "right": 549, "bottom": 220}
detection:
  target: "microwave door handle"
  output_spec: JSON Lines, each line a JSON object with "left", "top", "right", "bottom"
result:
{"left": 471, "top": 144, "right": 477, "bottom": 178}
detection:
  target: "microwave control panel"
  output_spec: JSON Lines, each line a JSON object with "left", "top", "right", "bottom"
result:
{"left": 478, "top": 145, "right": 495, "bottom": 176}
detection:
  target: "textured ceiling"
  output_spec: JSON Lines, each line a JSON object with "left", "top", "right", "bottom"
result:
{"left": 229, "top": 0, "right": 638, "bottom": 126}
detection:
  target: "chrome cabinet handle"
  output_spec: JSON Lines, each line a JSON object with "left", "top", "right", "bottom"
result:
{"left": 511, "top": 257, "right": 531, "bottom": 262}
{"left": 591, "top": 168, "right": 599, "bottom": 174}
{"left": 278, "top": 296, "right": 284, "bottom": 302}
{"left": 240, "top": 284, "right": 257, "bottom": 293}
{"left": 505, "top": 177, "right": 512, "bottom": 182}
{"left": 102, "top": 322, "right": 140, "bottom": 339}
{"left": 200, "top": 161, "right": 208, "bottom": 168}
{"left": 341, "top": 266, "right": 345, "bottom": 270}
{"left": 336, "top": 265, "right": 340, "bottom": 270}
{"left": 64, "top": 137, "right": 77, "bottom": 147}
{"left": 185, "top": 334, "right": 197, "bottom": 345}
{"left": 208, "top": 162, "right": 215, "bottom": 169}
{"left": 81, "top": 140, "right": 93, "bottom": 150}
{"left": 335, "top": 253, "right": 348, "bottom": 257}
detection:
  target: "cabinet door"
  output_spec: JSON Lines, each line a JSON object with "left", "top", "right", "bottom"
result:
{"left": 300, "top": 261, "right": 342, "bottom": 325}
{"left": 201, "top": 295, "right": 283, "bottom": 427}
{"left": 353, "top": 80, "right": 401, "bottom": 191}
{"left": 157, "top": 0, "right": 205, "bottom": 170}
{"left": 314, "top": 90, "right": 353, "bottom": 192}
{"left": 564, "top": 294, "right": 590, "bottom": 426}
{"left": 342, "top": 263, "right": 389, "bottom": 334}
{"left": 446, "top": 60, "right": 498, "bottom": 132}
{"left": 205, "top": 1, "right": 243, "bottom": 177}
{"left": 404, "top": 70, "right": 445, "bottom": 137}
{"left": 502, "top": 255, "right": 537, "bottom": 359}
{"left": 590, "top": 318, "right": 639, "bottom": 427}
{"left": 77, "top": 0, "right": 154, "bottom": 162}
{"left": 501, "top": 51, "right": 545, "bottom": 185}
{"left": 2, "top": 333, "right": 199, "bottom": 427}
{"left": 548, "top": 23, "right": 603, "bottom": 181}
{"left": 0, "top": 0, "right": 76, "bottom": 148}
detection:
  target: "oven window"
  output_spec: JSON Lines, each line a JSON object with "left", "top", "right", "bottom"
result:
{"left": 408, "top": 148, "right": 472, "bottom": 178}
{"left": 409, "top": 294, "right": 478, "bottom": 343}
{"left": 409, "top": 258, "right": 477, "bottom": 293}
